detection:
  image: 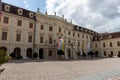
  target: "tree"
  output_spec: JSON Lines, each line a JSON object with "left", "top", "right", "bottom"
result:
{"left": 0, "top": 49, "right": 9, "bottom": 74}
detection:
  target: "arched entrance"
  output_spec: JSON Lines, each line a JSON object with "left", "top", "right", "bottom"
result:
{"left": 67, "top": 48, "right": 71, "bottom": 59}
{"left": 39, "top": 48, "right": 44, "bottom": 59}
{"left": 14, "top": 47, "right": 21, "bottom": 58}
{"left": 0, "top": 47, "right": 7, "bottom": 52}
{"left": 26, "top": 48, "right": 32, "bottom": 59}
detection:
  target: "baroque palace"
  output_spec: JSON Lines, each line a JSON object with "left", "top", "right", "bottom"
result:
{"left": 0, "top": 2, "right": 120, "bottom": 59}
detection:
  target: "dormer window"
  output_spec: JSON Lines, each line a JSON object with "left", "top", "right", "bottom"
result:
{"left": 5, "top": 5, "right": 10, "bottom": 12}
{"left": 29, "top": 12, "right": 34, "bottom": 18}
{"left": 89, "top": 31, "right": 91, "bottom": 33}
{"left": 81, "top": 28, "right": 83, "bottom": 31}
{"left": 18, "top": 9, "right": 23, "bottom": 15}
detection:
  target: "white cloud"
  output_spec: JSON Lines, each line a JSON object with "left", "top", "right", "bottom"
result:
{"left": 23, "top": 0, "right": 29, "bottom": 8}
{"left": 46, "top": 0, "right": 120, "bottom": 33}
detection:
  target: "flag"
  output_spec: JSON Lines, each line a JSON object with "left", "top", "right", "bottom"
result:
{"left": 58, "top": 38, "right": 64, "bottom": 51}
{"left": 86, "top": 42, "right": 91, "bottom": 53}
{"left": 0, "top": 0, "right": 2, "bottom": 19}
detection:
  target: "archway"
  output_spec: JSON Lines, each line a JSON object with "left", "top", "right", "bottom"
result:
{"left": 26, "top": 48, "right": 32, "bottom": 58}
{"left": 67, "top": 48, "right": 71, "bottom": 59}
{"left": 14, "top": 47, "right": 21, "bottom": 58}
{"left": 0, "top": 47, "right": 7, "bottom": 52}
{"left": 39, "top": 48, "right": 44, "bottom": 59}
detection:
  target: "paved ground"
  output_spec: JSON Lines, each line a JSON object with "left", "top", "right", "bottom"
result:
{"left": 0, "top": 58, "right": 120, "bottom": 80}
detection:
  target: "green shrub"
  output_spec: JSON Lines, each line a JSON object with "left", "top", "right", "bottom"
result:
{"left": 16, "top": 55, "right": 23, "bottom": 60}
{"left": 0, "top": 50, "right": 9, "bottom": 64}
{"left": 33, "top": 53, "right": 38, "bottom": 59}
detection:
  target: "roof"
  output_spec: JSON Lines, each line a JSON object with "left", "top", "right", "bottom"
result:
{"left": 74, "top": 25, "right": 99, "bottom": 35}
{"left": 2, "top": 2, "right": 36, "bottom": 20}
{"left": 101, "top": 32, "right": 120, "bottom": 40}
{"left": 92, "top": 32, "right": 120, "bottom": 41}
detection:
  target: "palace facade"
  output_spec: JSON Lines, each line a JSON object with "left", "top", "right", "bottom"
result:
{"left": 0, "top": 2, "right": 120, "bottom": 59}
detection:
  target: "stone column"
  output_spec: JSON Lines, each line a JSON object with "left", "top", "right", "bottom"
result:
{"left": 65, "top": 46, "right": 68, "bottom": 59}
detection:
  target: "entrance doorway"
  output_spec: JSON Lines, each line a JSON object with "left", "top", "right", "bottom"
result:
{"left": 68, "top": 48, "right": 71, "bottom": 59}
{"left": 26, "top": 48, "right": 32, "bottom": 58}
{"left": 39, "top": 48, "right": 44, "bottom": 59}
{"left": 14, "top": 47, "right": 21, "bottom": 58}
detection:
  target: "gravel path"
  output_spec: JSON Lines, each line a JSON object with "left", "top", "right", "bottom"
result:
{"left": 0, "top": 58, "right": 120, "bottom": 80}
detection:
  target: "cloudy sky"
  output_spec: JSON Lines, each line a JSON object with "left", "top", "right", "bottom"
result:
{"left": 2, "top": 0, "right": 120, "bottom": 33}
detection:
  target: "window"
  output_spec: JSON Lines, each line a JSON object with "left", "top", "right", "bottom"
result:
{"left": 64, "top": 30, "right": 66, "bottom": 34}
{"left": 117, "top": 41, "right": 120, "bottom": 46}
{"left": 29, "top": 12, "right": 34, "bottom": 18}
{"left": 5, "top": 5, "right": 10, "bottom": 12}
{"left": 111, "top": 51, "right": 113, "bottom": 55}
{"left": 59, "top": 28, "right": 61, "bottom": 32}
{"left": 2, "top": 32, "right": 7, "bottom": 40}
{"left": 78, "top": 42, "right": 80, "bottom": 47}
{"left": 18, "top": 9, "right": 23, "bottom": 15}
{"left": 110, "top": 42, "right": 112, "bottom": 47}
{"left": 49, "top": 26, "right": 52, "bottom": 31}
{"left": 41, "top": 25, "right": 44, "bottom": 30}
{"left": 68, "top": 40, "right": 71, "bottom": 44}
{"left": 95, "top": 43, "right": 98, "bottom": 48}
{"left": 48, "top": 50, "right": 52, "bottom": 56}
{"left": 78, "top": 34, "right": 79, "bottom": 37}
{"left": 103, "top": 43, "right": 106, "bottom": 47}
{"left": 68, "top": 31, "right": 70, "bottom": 35}
{"left": 28, "top": 35, "right": 32, "bottom": 43}
{"left": 104, "top": 51, "right": 106, "bottom": 56}
{"left": 40, "top": 36, "right": 44, "bottom": 43}
{"left": 29, "top": 23, "right": 33, "bottom": 29}
{"left": 73, "top": 32, "right": 75, "bottom": 36}
{"left": 90, "top": 37, "right": 91, "bottom": 40}
{"left": 17, "top": 20, "right": 22, "bottom": 26}
{"left": 82, "top": 35, "right": 84, "bottom": 38}
{"left": 86, "top": 35, "right": 88, "bottom": 39}
{"left": 3, "top": 17, "right": 9, "bottom": 24}
{"left": 49, "top": 37, "right": 52, "bottom": 44}
{"left": 118, "top": 51, "right": 120, "bottom": 54}
{"left": 16, "top": 34, "right": 21, "bottom": 41}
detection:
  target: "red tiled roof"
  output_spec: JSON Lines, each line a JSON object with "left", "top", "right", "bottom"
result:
{"left": 101, "top": 32, "right": 120, "bottom": 40}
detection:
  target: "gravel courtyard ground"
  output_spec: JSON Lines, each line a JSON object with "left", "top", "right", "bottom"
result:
{"left": 0, "top": 58, "right": 120, "bottom": 80}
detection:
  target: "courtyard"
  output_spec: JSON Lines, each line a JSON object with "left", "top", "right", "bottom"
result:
{"left": 0, "top": 58, "right": 120, "bottom": 80}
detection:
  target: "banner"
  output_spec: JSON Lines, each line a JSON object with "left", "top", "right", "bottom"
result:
{"left": 58, "top": 38, "right": 64, "bottom": 51}
{"left": 86, "top": 42, "right": 91, "bottom": 53}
